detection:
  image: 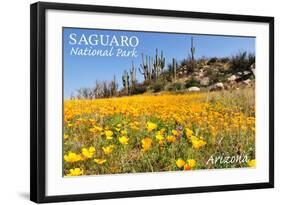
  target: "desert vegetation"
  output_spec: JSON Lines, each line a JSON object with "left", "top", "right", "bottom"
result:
{"left": 64, "top": 37, "right": 256, "bottom": 176}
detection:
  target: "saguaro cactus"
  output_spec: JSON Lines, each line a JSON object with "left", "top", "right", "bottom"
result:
{"left": 190, "top": 37, "right": 196, "bottom": 71}
{"left": 172, "top": 58, "right": 177, "bottom": 82}
{"left": 190, "top": 37, "right": 196, "bottom": 61}
{"left": 110, "top": 75, "right": 118, "bottom": 96}
{"left": 122, "top": 70, "right": 129, "bottom": 94}
{"left": 130, "top": 61, "right": 137, "bottom": 85}
{"left": 139, "top": 53, "right": 151, "bottom": 81}
{"left": 152, "top": 49, "right": 165, "bottom": 81}
{"left": 139, "top": 49, "right": 165, "bottom": 82}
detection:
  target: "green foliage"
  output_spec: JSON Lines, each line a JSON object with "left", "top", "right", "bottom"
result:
{"left": 159, "top": 70, "right": 173, "bottom": 82}
{"left": 220, "top": 57, "right": 230, "bottom": 63}
{"left": 152, "top": 81, "right": 165, "bottom": 93}
{"left": 230, "top": 51, "right": 255, "bottom": 73}
{"left": 205, "top": 68, "right": 214, "bottom": 76}
{"left": 166, "top": 82, "right": 184, "bottom": 91}
{"left": 72, "top": 48, "right": 256, "bottom": 99}
{"left": 207, "top": 57, "right": 218, "bottom": 65}
{"left": 185, "top": 77, "right": 200, "bottom": 88}
{"left": 179, "top": 58, "right": 197, "bottom": 73}
{"left": 130, "top": 83, "right": 147, "bottom": 95}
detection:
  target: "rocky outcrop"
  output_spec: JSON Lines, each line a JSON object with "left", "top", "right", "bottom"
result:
{"left": 200, "top": 77, "right": 210, "bottom": 86}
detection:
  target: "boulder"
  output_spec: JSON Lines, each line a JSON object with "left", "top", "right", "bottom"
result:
{"left": 209, "top": 82, "right": 224, "bottom": 91}
{"left": 187, "top": 86, "right": 201, "bottom": 92}
{"left": 243, "top": 71, "right": 251, "bottom": 75}
{"left": 227, "top": 75, "right": 238, "bottom": 82}
{"left": 216, "top": 82, "right": 224, "bottom": 89}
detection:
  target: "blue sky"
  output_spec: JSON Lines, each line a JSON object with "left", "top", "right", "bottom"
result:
{"left": 63, "top": 27, "right": 255, "bottom": 98}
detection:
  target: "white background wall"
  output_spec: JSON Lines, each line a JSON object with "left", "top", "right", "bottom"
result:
{"left": 0, "top": 0, "right": 279, "bottom": 204}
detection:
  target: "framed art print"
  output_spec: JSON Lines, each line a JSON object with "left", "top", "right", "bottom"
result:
{"left": 30, "top": 2, "right": 274, "bottom": 203}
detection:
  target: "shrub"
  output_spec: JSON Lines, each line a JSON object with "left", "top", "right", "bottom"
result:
{"left": 166, "top": 82, "right": 184, "bottom": 91}
{"left": 230, "top": 51, "right": 255, "bottom": 73}
{"left": 207, "top": 57, "right": 218, "bottom": 65}
{"left": 179, "top": 58, "right": 196, "bottom": 73}
{"left": 130, "top": 83, "right": 147, "bottom": 95}
{"left": 220, "top": 57, "right": 230, "bottom": 63}
{"left": 152, "top": 82, "right": 165, "bottom": 93}
{"left": 205, "top": 69, "right": 214, "bottom": 76}
{"left": 185, "top": 77, "right": 200, "bottom": 88}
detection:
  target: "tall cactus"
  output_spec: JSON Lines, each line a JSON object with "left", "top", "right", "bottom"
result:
{"left": 190, "top": 37, "right": 196, "bottom": 71}
{"left": 122, "top": 70, "right": 129, "bottom": 94}
{"left": 152, "top": 48, "right": 165, "bottom": 81}
{"left": 159, "top": 50, "right": 166, "bottom": 73}
{"left": 129, "top": 61, "right": 137, "bottom": 85}
{"left": 190, "top": 37, "right": 195, "bottom": 61}
{"left": 139, "top": 53, "right": 151, "bottom": 81}
{"left": 110, "top": 75, "right": 118, "bottom": 96}
{"left": 172, "top": 58, "right": 177, "bottom": 82}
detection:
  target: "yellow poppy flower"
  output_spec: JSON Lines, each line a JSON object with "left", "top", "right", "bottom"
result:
{"left": 176, "top": 159, "right": 186, "bottom": 168}
{"left": 89, "top": 126, "right": 103, "bottom": 133}
{"left": 67, "top": 123, "right": 74, "bottom": 127}
{"left": 81, "top": 147, "right": 95, "bottom": 159}
{"left": 89, "top": 146, "right": 95, "bottom": 153}
{"left": 166, "top": 135, "right": 176, "bottom": 143}
{"left": 131, "top": 125, "right": 139, "bottom": 130}
{"left": 185, "top": 128, "right": 193, "bottom": 138}
{"left": 155, "top": 133, "right": 164, "bottom": 141}
{"left": 64, "top": 152, "right": 81, "bottom": 163}
{"left": 105, "top": 130, "right": 113, "bottom": 140}
{"left": 141, "top": 137, "right": 153, "bottom": 152}
{"left": 248, "top": 159, "right": 256, "bottom": 167}
{"left": 66, "top": 168, "right": 83, "bottom": 176}
{"left": 146, "top": 121, "right": 157, "bottom": 132}
{"left": 64, "top": 134, "right": 69, "bottom": 140}
{"left": 130, "top": 121, "right": 140, "bottom": 130}
{"left": 187, "top": 159, "right": 196, "bottom": 168}
{"left": 119, "top": 136, "right": 129, "bottom": 145}
{"left": 102, "top": 145, "right": 114, "bottom": 155}
{"left": 191, "top": 137, "right": 206, "bottom": 149}
{"left": 172, "top": 129, "right": 179, "bottom": 136}
{"left": 94, "top": 159, "right": 107, "bottom": 165}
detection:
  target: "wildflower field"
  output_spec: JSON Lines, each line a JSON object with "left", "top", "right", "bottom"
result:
{"left": 63, "top": 88, "right": 256, "bottom": 176}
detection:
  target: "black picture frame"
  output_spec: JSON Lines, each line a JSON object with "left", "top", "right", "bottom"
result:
{"left": 30, "top": 2, "right": 274, "bottom": 203}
